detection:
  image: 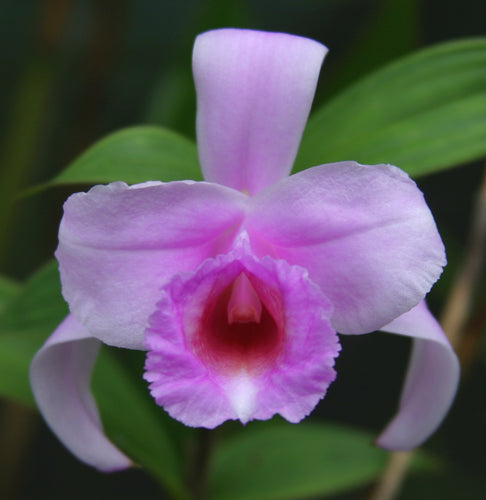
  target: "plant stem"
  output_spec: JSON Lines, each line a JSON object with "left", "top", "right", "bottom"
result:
{"left": 367, "top": 452, "right": 413, "bottom": 500}
{"left": 189, "top": 429, "right": 213, "bottom": 500}
{"left": 0, "top": 402, "right": 38, "bottom": 498}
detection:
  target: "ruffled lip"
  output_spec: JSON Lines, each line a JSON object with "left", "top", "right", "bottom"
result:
{"left": 144, "top": 235, "right": 340, "bottom": 428}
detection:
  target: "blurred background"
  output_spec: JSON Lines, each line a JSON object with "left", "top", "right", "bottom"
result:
{"left": 0, "top": 0, "right": 485, "bottom": 499}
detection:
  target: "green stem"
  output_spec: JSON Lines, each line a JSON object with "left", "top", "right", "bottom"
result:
{"left": 190, "top": 429, "right": 213, "bottom": 500}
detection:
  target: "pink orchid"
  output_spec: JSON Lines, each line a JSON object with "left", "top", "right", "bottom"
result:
{"left": 30, "top": 28, "right": 459, "bottom": 472}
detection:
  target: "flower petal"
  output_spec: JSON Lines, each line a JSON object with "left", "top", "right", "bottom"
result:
{"left": 247, "top": 162, "right": 446, "bottom": 334}
{"left": 30, "top": 315, "right": 131, "bottom": 471}
{"left": 193, "top": 28, "right": 327, "bottom": 194}
{"left": 56, "top": 181, "right": 246, "bottom": 349}
{"left": 376, "top": 301, "right": 460, "bottom": 449}
{"left": 144, "top": 233, "right": 340, "bottom": 427}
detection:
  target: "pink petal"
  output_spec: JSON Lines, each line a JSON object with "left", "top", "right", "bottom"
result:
{"left": 56, "top": 181, "right": 246, "bottom": 349}
{"left": 376, "top": 301, "right": 460, "bottom": 449}
{"left": 144, "top": 233, "right": 340, "bottom": 427}
{"left": 193, "top": 28, "right": 327, "bottom": 195}
{"left": 30, "top": 315, "right": 131, "bottom": 471}
{"left": 247, "top": 162, "right": 446, "bottom": 334}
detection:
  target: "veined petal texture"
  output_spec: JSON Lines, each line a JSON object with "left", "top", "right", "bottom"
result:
{"left": 377, "top": 301, "right": 460, "bottom": 449}
{"left": 30, "top": 315, "right": 131, "bottom": 471}
{"left": 56, "top": 181, "right": 247, "bottom": 349}
{"left": 194, "top": 28, "right": 327, "bottom": 194}
{"left": 247, "top": 161, "right": 446, "bottom": 334}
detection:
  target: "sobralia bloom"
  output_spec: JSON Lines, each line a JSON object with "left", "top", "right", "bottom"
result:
{"left": 30, "top": 28, "right": 459, "bottom": 471}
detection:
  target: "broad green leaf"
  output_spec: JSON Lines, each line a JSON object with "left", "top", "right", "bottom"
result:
{"left": 0, "top": 261, "right": 67, "bottom": 405}
{"left": 0, "top": 274, "right": 20, "bottom": 312}
{"left": 51, "top": 126, "right": 201, "bottom": 186}
{"left": 93, "top": 349, "right": 191, "bottom": 500}
{"left": 296, "top": 38, "right": 486, "bottom": 177}
{"left": 0, "top": 332, "right": 47, "bottom": 405}
{"left": 210, "top": 422, "right": 388, "bottom": 500}
{"left": 0, "top": 261, "right": 67, "bottom": 335}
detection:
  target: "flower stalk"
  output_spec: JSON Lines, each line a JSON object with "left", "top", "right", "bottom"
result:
{"left": 189, "top": 429, "right": 213, "bottom": 500}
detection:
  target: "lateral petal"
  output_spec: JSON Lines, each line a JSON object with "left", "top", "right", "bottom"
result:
{"left": 247, "top": 162, "right": 446, "bottom": 334}
{"left": 56, "top": 181, "right": 246, "bottom": 349}
{"left": 376, "top": 301, "right": 460, "bottom": 449}
{"left": 30, "top": 315, "right": 131, "bottom": 471}
{"left": 193, "top": 28, "right": 327, "bottom": 194}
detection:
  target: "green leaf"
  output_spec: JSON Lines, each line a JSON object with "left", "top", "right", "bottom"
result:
{"left": 0, "top": 274, "right": 20, "bottom": 312}
{"left": 0, "top": 261, "right": 67, "bottom": 405}
{"left": 296, "top": 38, "right": 486, "bottom": 177}
{"left": 209, "top": 422, "right": 388, "bottom": 500}
{"left": 51, "top": 126, "right": 201, "bottom": 186}
{"left": 0, "top": 261, "right": 67, "bottom": 335}
{"left": 0, "top": 332, "right": 47, "bottom": 405}
{"left": 93, "top": 349, "right": 191, "bottom": 500}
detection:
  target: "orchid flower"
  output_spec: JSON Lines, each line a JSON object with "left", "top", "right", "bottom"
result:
{"left": 30, "top": 28, "right": 459, "bottom": 472}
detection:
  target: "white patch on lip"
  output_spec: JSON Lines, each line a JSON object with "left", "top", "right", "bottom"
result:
{"left": 225, "top": 374, "right": 258, "bottom": 423}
